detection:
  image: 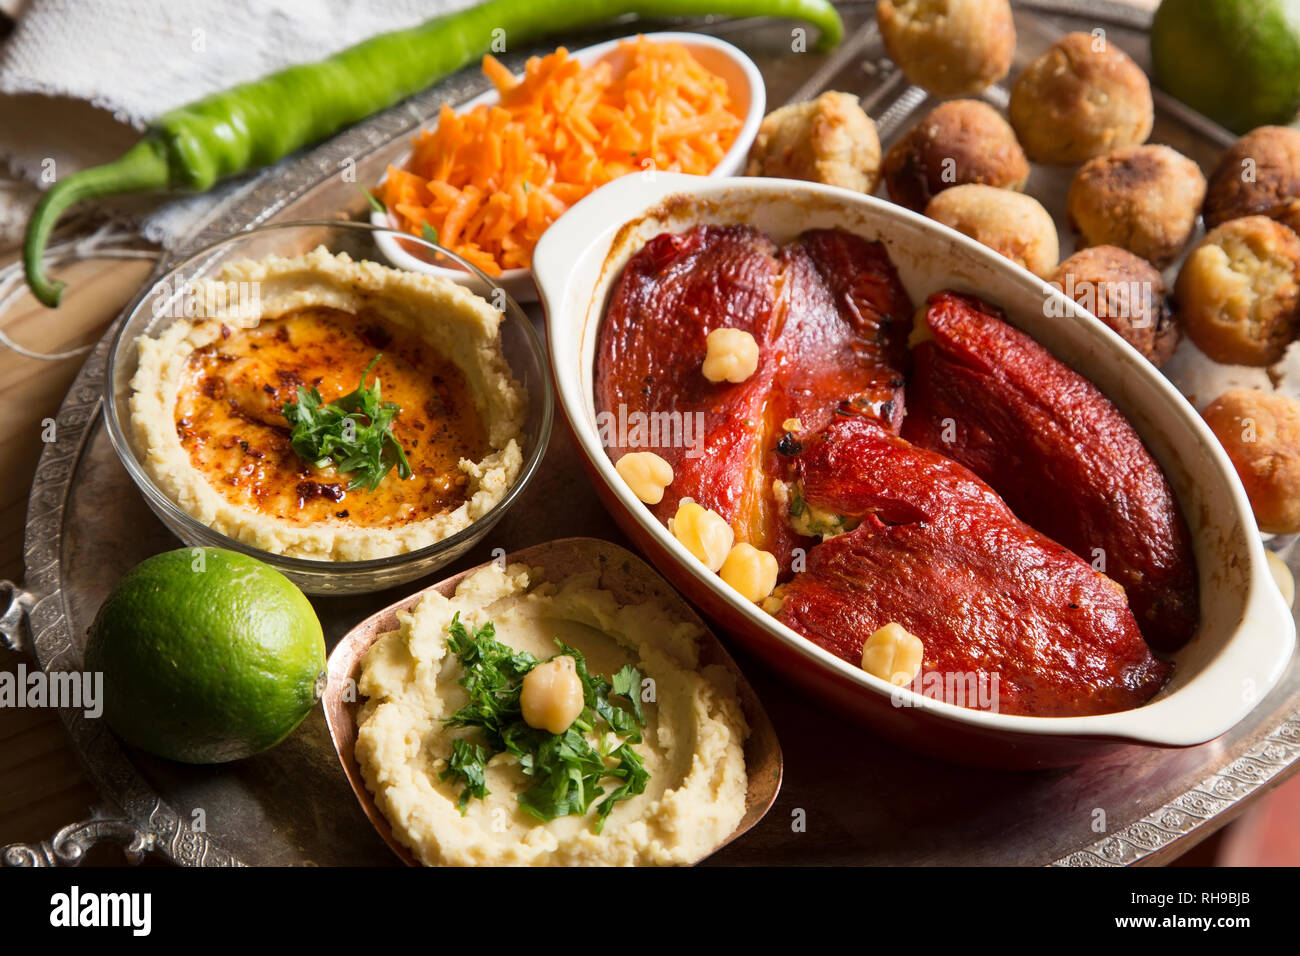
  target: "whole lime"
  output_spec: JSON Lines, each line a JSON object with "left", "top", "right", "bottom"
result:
{"left": 1152, "top": 0, "right": 1300, "bottom": 134}
{"left": 84, "top": 547, "right": 326, "bottom": 764}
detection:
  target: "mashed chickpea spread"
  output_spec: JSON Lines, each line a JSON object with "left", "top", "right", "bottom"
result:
{"left": 129, "top": 248, "right": 525, "bottom": 560}
{"left": 355, "top": 562, "right": 750, "bottom": 866}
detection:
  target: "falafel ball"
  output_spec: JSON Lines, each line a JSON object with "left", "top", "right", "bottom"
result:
{"left": 1268, "top": 198, "right": 1300, "bottom": 235}
{"left": 1050, "top": 246, "right": 1180, "bottom": 366}
{"left": 882, "top": 100, "right": 1030, "bottom": 212}
{"left": 1203, "top": 388, "right": 1300, "bottom": 534}
{"left": 1009, "top": 32, "right": 1153, "bottom": 165}
{"left": 876, "top": 0, "right": 1016, "bottom": 97}
{"left": 926, "top": 184, "right": 1059, "bottom": 277}
{"left": 745, "top": 91, "right": 882, "bottom": 193}
{"left": 1203, "top": 126, "right": 1300, "bottom": 229}
{"left": 1066, "top": 145, "right": 1207, "bottom": 268}
{"left": 1175, "top": 216, "right": 1300, "bottom": 367}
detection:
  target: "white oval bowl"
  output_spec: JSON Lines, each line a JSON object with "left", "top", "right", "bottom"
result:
{"left": 371, "top": 31, "right": 765, "bottom": 303}
{"left": 532, "top": 171, "right": 1297, "bottom": 764}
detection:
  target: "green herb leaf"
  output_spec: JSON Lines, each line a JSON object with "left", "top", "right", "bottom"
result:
{"left": 596, "top": 741, "right": 649, "bottom": 833}
{"left": 557, "top": 641, "right": 642, "bottom": 744}
{"left": 611, "top": 664, "right": 646, "bottom": 726}
{"left": 516, "top": 727, "right": 607, "bottom": 822}
{"left": 788, "top": 485, "right": 806, "bottom": 518}
{"left": 439, "top": 737, "right": 491, "bottom": 813}
{"left": 420, "top": 221, "right": 439, "bottom": 245}
{"left": 361, "top": 185, "right": 386, "bottom": 215}
{"left": 437, "top": 615, "right": 651, "bottom": 831}
{"left": 443, "top": 613, "right": 537, "bottom": 744}
{"left": 281, "top": 354, "right": 412, "bottom": 492}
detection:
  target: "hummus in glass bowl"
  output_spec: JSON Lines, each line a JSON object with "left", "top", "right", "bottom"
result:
{"left": 129, "top": 246, "right": 524, "bottom": 561}
{"left": 104, "top": 221, "right": 551, "bottom": 595}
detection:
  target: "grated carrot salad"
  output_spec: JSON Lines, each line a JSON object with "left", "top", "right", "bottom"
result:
{"left": 376, "top": 37, "right": 742, "bottom": 275}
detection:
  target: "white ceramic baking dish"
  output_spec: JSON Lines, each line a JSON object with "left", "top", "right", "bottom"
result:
{"left": 532, "top": 171, "right": 1296, "bottom": 768}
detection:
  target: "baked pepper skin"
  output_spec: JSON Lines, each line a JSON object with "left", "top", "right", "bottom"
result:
{"left": 594, "top": 225, "right": 912, "bottom": 568}
{"left": 900, "top": 292, "right": 1199, "bottom": 653}
{"left": 776, "top": 417, "right": 1173, "bottom": 717}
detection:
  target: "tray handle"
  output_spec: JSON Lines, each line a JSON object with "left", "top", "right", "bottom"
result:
{"left": 2, "top": 811, "right": 154, "bottom": 867}
{"left": 0, "top": 585, "right": 153, "bottom": 867}
{"left": 0, "top": 580, "right": 33, "bottom": 656}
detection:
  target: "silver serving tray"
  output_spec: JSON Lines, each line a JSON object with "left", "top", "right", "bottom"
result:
{"left": 3, "top": 0, "right": 1297, "bottom": 867}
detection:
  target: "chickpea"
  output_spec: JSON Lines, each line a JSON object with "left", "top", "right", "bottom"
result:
{"left": 520, "top": 656, "right": 586, "bottom": 735}
{"left": 615, "top": 451, "right": 674, "bottom": 505}
{"left": 860, "top": 622, "right": 924, "bottom": 686}
{"left": 720, "top": 543, "right": 780, "bottom": 602}
{"left": 761, "top": 585, "right": 787, "bottom": 615}
{"left": 670, "top": 500, "right": 734, "bottom": 571}
{"left": 702, "top": 327, "right": 760, "bottom": 384}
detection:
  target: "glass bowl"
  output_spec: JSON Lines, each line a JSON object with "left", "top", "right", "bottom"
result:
{"left": 103, "top": 220, "right": 553, "bottom": 596}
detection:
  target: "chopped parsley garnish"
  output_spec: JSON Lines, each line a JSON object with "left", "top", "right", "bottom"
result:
{"left": 281, "top": 354, "right": 412, "bottom": 492}
{"left": 420, "top": 221, "right": 439, "bottom": 245}
{"left": 437, "top": 613, "right": 650, "bottom": 832}
{"left": 444, "top": 738, "right": 491, "bottom": 812}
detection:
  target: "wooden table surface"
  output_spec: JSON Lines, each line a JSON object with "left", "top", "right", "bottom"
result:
{"left": 0, "top": 244, "right": 156, "bottom": 849}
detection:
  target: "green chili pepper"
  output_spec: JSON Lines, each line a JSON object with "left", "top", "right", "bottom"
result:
{"left": 24, "top": 0, "right": 842, "bottom": 308}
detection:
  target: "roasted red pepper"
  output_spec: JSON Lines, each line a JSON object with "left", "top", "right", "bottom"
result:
{"left": 775, "top": 416, "right": 1172, "bottom": 717}
{"left": 900, "top": 292, "right": 1199, "bottom": 652}
{"left": 597, "top": 227, "right": 1189, "bottom": 717}
{"left": 595, "top": 224, "right": 912, "bottom": 568}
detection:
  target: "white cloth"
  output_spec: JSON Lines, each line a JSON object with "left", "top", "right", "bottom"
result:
{"left": 0, "top": 0, "right": 471, "bottom": 245}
